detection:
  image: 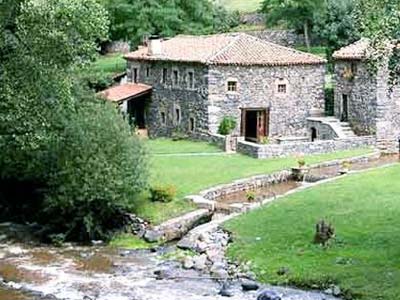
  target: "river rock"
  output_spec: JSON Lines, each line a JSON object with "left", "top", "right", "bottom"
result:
{"left": 219, "top": 282, "right": 234, "bottom": 297}
{"left": 193, "top": 254, "right": 208, "bottom": 271}
{"left": 257, "top": 290, "right": 281, "bottom": 300}
{"left": 210, "top": 263, "right": 228, "bottom": 279}
{"left": 144, "top": 229, "right": 163, "bottom": 243}
{"left": 241, "top": 279, "right": 259, "bottom": 291}
{"left": 183, "top": 257, "right": 194, "bottom": 269}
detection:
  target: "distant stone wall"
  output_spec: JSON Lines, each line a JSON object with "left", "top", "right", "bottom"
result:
{"left": 237, "top": 136, "right": 376, "bottom": 159}
{"left": 239, "top": 13, "right": 265, "bottom": 26}
{"left": 246, "top": 30, "right": 305, "bottom": 47}
{"left": 104, "top": 41, "right": 130, "bottom": 54}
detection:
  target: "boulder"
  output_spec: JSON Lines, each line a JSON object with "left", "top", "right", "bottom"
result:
{"left": 241, "top": 279, "right": 259, "bottom": 291}
{"left": 182, "top": 257, "right": 194, "bottom": 269}
{"left": 192, "top": 254, "right": 208, "bottom": 271}
{"left": 144, "top": 230, "right": 163, "bottom": 243}
{"left": 219, "top": 282, "right": 234, "bottom": 297}
{"left": 257, "top": 290, "right": 281, "bottom": 300}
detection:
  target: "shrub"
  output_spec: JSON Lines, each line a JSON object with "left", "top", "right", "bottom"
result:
{"left": 79, "top": 70, "right": 114, "bottom": 92}
{"left": 245, "top": 191, "right": 256, "bottom": 202}
{"left": 43, "top": 93, "right": 148, "bottom": 241}
{"left": 218, "top": 116, "right": 237, "bottom": 136}
{"left": 149, "top": 185, "right": 176, "bottom": 203}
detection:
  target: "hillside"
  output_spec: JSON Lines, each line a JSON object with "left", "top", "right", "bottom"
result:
{"left": 216, "top": 0, "right": 262, "bottom": 13}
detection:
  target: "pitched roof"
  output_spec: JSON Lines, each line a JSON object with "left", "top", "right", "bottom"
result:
{"left": 124, "top": 33, "right": 326, "bottom": 67}
{"left": 333, "top": 39, "right": 370, "bottom": 60}
{"left": 99, "top": 83, "right": 152, "bottom": 103}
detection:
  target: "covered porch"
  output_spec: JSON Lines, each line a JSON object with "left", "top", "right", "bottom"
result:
{"left": 100, "top": 83, "right": 152, "bottom": 132}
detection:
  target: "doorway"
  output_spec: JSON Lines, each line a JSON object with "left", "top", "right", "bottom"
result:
{"left": 341, "top": 94, "right": 349, "bottom": 122}
{"left": 311, "top": 127, "right": 317, "bottom": 142}
{"left": 241, "top": 108, "right": 269, "bottom": 143}
{"left": 127, "top": 98, "right": 146, "bottom": 129}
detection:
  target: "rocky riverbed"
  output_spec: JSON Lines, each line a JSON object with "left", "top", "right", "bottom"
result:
{"left": 0, "top": 223, "right": 340, "bottom": 300}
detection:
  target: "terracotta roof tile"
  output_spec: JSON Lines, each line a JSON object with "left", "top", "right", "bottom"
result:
{"left": 99, "top": 83, "right": 152, "bottom": 103}
{"left": 124, "top": 33, "right": 326, "bottom": 66}
{"left": 333, "top": 39, "right": 370, "bottom": 60}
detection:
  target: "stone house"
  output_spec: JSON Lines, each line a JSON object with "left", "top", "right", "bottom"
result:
{"left": 333, "top": 39, "right": 400, "bottom": 152}
{"left": 102, "top": 33, "right": 327, "bottom": 143}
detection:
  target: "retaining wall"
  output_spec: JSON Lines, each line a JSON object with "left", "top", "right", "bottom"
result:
{"left": 237, "top": 136, "right": 376, "bottom": 159}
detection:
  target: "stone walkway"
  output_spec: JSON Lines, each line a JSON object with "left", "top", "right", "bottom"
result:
{"left": 152, "top": 152, "right": 229, "bottom": 157}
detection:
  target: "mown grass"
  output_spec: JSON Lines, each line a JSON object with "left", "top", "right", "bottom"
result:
{"left": 218, "top": 0, "right": 263, "bottom": 13}
{"left": 92, "top": 54, "right": 126, "bottom": 75}
{"left": 136, "top": 138, "right": 373, "bottom": 224}
{"left": 225, "top": 165, "right": 400, "bottom": 300}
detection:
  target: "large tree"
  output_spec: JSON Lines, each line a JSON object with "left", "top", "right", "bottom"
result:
{"left": 354, "top": 0, "right": 400, "bottom": 80}
{"left": 0, "top": 0, "right": 147, "bottom": 241}
{"left": 261, "top": 0, "right": 325, "bottom": 49}
{"left": 313, "top": 0, "right": 359, "bottom": 60}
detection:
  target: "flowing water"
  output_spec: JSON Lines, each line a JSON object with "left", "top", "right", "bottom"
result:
{"left": 0, "top": 241, "right": 338, "bottom": 300}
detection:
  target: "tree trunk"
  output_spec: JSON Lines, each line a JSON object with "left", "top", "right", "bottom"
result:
{"left": 304, "top": 20, "right": 311, "bottom": 51}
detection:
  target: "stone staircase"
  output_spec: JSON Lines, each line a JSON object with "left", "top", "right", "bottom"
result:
{"left": 308, "top": 117, "right": 357, "bottom": 139}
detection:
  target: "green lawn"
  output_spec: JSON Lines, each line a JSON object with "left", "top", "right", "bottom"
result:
{"left": 218, "top": 0, "right": 263, "bottom": 13}
{"left": 92, "top": 54, "right": 126, "bottom": 75}
{"left": 136, "top": 139, "right": 373, "bottom": 224}
{"left": 296, "top": 46, "right": 327, "bottom": 59}
{"left": 225, "top": 165, "right": 400, "bottom": 300}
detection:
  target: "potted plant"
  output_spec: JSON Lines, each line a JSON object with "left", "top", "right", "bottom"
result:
{"left": 292, "top": 155, "right": 309, "bottom": 181}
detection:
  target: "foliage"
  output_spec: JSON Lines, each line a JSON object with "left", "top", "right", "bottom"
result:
{"left": 324, "top": 87, "right": 334, "bottom": 116}
{"left": 261, "top": 0, "right": 325, "bottom": 48}
{"left": 0, "top": 0, "right": 147, "bottom": 241}
{"left": 245, "top": 191, "right": 256, "bottom": 202}
{"left": 225, "top": 165, "right": 400, "bottom": 300}
{"left": 103, "top": 0, "right": 240, "bottom": 45}
{"left": 313, "top": 0, "right": 359, "bottom": 61}
{"left": 149, "top": 185, "right": 177, "bottom": 203}
{"left": 218, "top": 116, "right": 237, "bottom": 135}
{"left": 353, "top": 0, "right": 400, "bottom": 83}
{"left": 78, "top": 69, "right": 114, "bottom": 92}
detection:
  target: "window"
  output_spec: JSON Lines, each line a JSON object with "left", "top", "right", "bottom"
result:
{"left": 133, "top": 68, "right": 138, "bottom": 83}
{"left": 277, "top": 84, "right": 287, "bottom": 94}
{"left": 227, "top": 80, "right": 238, "bottom": 92}
{"left": 175, "top": 108, "right": 181, "bottom": 124}
{"left": 172, "top": 70, "right": 179, "bottom": 86}
{"left": 146, "top": 67, "right": 151, "bottom": 77}
{"left": 160, "top": 112, "right": 166, "bottom": 125}
{"left": 162, "top": 68, "right": 168, "bottom": 83}
{"left": 189, "top": 117, "right": 195, "bottom": 132}
{"left": 351, "top": 62, "right": 357, "bottom": 74}
{"left": 187, "top": 71, "right": 194, "bottom": 89}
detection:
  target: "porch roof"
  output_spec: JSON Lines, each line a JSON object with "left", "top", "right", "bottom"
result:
{"left": 99, "top": 83, "right": 152, "bottom": 103}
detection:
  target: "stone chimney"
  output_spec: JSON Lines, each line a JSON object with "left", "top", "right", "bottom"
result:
{"left": 148, "top": 35, "right": 162, "bottom": 56}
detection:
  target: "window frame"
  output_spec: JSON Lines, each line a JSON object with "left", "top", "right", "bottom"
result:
{"left": 187, "top": 70, "right": 195, "bottom": 90}
{"left": 226, "top": 78, "right": 238, "bottom": 93}
{"left": 172, "top": 69, "right": 179, "bottom": 87}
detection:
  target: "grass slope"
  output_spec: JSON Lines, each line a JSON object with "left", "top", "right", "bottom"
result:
{"left": 225, "top": 165, "right": 400, "bottom": 300}
{"left": 218, "top": 0, "right": 263, "bottom": 13}
{"left": 92, "top": 54, "right": 126, "bottom": 75}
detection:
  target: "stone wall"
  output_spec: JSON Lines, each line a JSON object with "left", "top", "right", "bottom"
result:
{"left": 334, "top": 58, "right": 400, "bottom": 152}
{"left": 200, "top": 170, "right": 292, "bottom": 201}
{"left": 127, "top": 60, "right": 210, "bottom": 137}
{"left": 245, "top": 30, "right": 305, "bottom": 47}
{"left": 104, "top": 41, "right": 130, "bottom": 54}
{"left": 207, "top": 64, "right": 326, "bottom": 137}
{"left": 307, "top": 119, "right": 338, "bottom": 140}
{"left": 237, "top": 136, "right": 376, "bottom": 159}
{"left": 334, "top": 61, "right": 377, "bottom": 135}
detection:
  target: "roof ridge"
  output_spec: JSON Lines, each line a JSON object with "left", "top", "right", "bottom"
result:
{"left": 242, "top": 33, "right": 326, "bottom": 63}
{"left": 205, "top": 33, "right": 244, "bottom": 63}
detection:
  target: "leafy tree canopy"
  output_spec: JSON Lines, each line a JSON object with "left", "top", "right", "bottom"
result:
{"left": 0, "top": 0, "right": 147, "bottom": 241}
{"left": 261, "top": 0, "right": 325, "bottom": 48}
{"left": 103, "top": 0, "right": 239, "bottom": 45}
